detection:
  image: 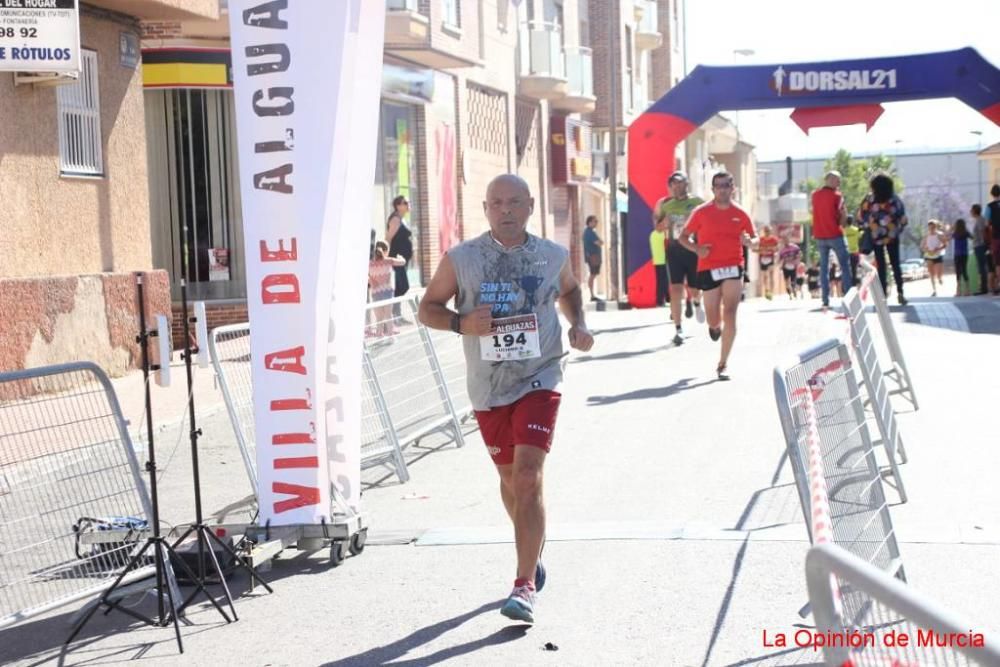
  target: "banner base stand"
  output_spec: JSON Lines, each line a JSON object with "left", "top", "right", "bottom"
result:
{"left": 77, "top": 509, "right": 369, "bottom": 585}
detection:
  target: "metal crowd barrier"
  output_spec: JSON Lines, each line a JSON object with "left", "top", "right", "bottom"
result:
{"left": 806, "top": 543, "right": 1000, "bottom": 666}
{"left": 364, "top": 295, "right": 466, "bottom": 451}
{"left": 410, "top": 294, "right": 473, "bottom": 421}
{"left": 843, "top": 284, "right": 909, "bottom": 503}
{"left": 773, "top": 338, "right": 906, "bottom": 592}
{"left": 206, "top": 323, "right": 259, "bottom": 492}
{"left": 0, "top": 362, "right": 166, "bottom": 630}
{"left": 209, "top": 322, "right": 409, "bottom": 488}
{"left": 857, "top": 257, "right": 919, "bottom": 410}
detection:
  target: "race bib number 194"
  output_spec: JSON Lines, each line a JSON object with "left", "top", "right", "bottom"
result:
{"left": 480, "top": 314, "right": 541, "bottom": 361}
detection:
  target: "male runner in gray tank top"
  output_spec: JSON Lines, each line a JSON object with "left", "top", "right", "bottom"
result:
{"left": 418, "top": 174, "right": 594, "bottom": 624}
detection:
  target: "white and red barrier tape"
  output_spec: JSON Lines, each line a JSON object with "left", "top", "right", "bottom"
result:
{"left": 802, "top": 390, "right": 844, "bottom": 615}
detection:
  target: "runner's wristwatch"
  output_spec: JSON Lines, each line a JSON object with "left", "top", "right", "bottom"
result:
{"left": 450, "top": 312, "right": 462, "bottom": 334}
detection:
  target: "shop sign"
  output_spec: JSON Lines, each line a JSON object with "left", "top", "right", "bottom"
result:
{"left": 0, "top": 0, "right": 80, "bottom": 73}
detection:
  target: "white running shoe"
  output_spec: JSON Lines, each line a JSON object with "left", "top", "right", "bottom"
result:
{"left": 501, "top": 583, "right": 536, "bottom": 623}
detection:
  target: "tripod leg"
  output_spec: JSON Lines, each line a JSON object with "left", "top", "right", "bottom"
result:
{"left": 199, "top": 527, "right": 239, "bottom": 620}
{"left": 207, "top": 529, "right": 274, "bottom": 593}
{"left": 66, "top": 540, "right": 153, "bottom": 645}
{"left": 157, "top": 542, "right": 184, "bottom": 653}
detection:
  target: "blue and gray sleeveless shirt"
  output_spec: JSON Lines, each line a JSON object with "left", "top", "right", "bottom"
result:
{"left": 448, "top": 232, "right": 568, "bottom": 410}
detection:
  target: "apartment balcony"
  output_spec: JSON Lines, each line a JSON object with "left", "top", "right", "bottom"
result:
{"left": 628, "top": 81, "right": 651, "bottom": 117}
{"left": 518, "top": 21, "right": 568, "bottom": 101}
{"left": 384, "top": 0, "right": 478, "bottom": 69}
{"left": 634, "top": 0, "right": 663, "bottom": 51}
{"left": 551, "top": 46, "right": 596, "bottom": 114}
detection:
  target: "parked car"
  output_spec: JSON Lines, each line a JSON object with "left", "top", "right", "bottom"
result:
{"left": 900, "top": 258, "right": 928, "bottom": 282}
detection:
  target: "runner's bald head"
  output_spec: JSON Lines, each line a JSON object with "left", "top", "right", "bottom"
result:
{"left": 484, "top": 173, "right": 534, "bottom": 247}
{"left": 486, "top": 173, "right": 532, "bottom": 200}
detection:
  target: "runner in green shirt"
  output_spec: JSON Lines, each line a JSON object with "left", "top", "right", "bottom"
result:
{"left": 653, "top": 172, "right": 705, "bottom": 345}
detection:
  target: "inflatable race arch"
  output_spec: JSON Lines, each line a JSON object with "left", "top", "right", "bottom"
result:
{"left": 626, "top": 48, "right": 1000, "bottom": 307}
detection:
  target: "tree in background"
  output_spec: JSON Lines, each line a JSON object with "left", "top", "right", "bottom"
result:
{"left": 799, "top": 149, "right": 905, "bottom": 263}
{"left": 908, "top": 174, "right": 967, "bottom": 230}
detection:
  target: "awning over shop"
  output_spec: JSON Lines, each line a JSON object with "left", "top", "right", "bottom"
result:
{"left": 142, "top": 48, "right": 232, "bottom": 89}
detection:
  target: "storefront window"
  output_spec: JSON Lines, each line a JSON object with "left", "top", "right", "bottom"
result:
{"left": 146, "top": 88, "right": 244, "bottom": 301}
{"left": 373, "top": 100, "right": 422, "bottom": 287}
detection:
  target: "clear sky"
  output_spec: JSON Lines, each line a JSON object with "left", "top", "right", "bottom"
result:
{"left": 684, "top": 0, "right": 1000, "bottom": 161}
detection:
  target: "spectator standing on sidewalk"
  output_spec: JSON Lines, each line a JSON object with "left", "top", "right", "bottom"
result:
{"left": 582, "top": 215, "right": 604, "bottom": 302}
{"left": 971, "top": 204, "right": 990, "bottom": 295}
{"left": 418, "top": 174, "right": 594, "bottom": 624}
{"left": 949, "top": 218, "right": 972, "bottom": 296}
{"left": 986, "top": 184, "right": 1000, "bottom": 295}
{"left": 843, "top": 215, "right": 861, "bottom": 286}
{"left": 810, "top": 170, "right": 852, "bottom": 309}
{"left": 387, "top": 195, "right": 414, "bottom": 320}
{"left": 368, "top": 241, "right": 406, "bottom": 338}
{"left": 649, "top": 217, "right": 669, "bottom": 307}
{"left": 858, "top": 173, "right": 909, "bottom": 305}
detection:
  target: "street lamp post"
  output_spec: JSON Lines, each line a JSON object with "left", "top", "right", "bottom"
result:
{"left": 971, "top": 130, "right": 984, "bottom": 201}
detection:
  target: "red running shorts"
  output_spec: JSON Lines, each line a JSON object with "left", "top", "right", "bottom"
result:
{"left": 473, "top": 390, "right": 561, "bottom": 466}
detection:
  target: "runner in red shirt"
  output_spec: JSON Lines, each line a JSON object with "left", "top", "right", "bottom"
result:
{"left": 755, "top": 226, "right": 779, "bottom": 300}
{"left": 679, "top": 171, "right": 756, "bottom": 380}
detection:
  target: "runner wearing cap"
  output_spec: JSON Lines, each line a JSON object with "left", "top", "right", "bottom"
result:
{"left": 418, "top": 173, "right": 594, "bottom": 624}
{"left": 653, "top": 171, "right": 705, "bottom": 345}
{"left": 678, "top": 171, "right": 756, "bottom": 380}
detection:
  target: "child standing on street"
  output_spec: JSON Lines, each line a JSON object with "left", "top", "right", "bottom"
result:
{"left": 368, "top": 241, "right": 406, "bottom": 338}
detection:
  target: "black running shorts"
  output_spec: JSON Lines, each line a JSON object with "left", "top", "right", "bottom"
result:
{"left": 667, "top": 243, "right": 699, "bottom": 286}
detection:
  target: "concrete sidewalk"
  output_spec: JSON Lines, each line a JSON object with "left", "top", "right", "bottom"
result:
{"left": 3, "top": 276, "right": 1000, "bottom": 666}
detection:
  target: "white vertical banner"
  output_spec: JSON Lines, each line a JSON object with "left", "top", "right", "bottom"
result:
{"left": 326, "top": 1, "right": 386, "bottom": 510}
{"left": 228, "top": 0, "right": 385, "bottom": 525}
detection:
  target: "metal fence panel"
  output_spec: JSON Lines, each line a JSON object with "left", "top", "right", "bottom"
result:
{"left": 0, "top": 362, "right": 157, "bottom": 630}
{"left": 806, "top": 543, "right": 1000, "bottom": 666}
{"left": 364, "top": 296, "right": 465, "bottom": 449}
{"left": 209, "top": 322, "right": 409, "bottom": 489}
{"left": 858, "top": 258, "right": 919, "bottom": 409}
{"left": 773, "top": 339, "right": 905, "bottom": 582}
{"left": 207, "top": 322, "right": 258, "bottom": 492}
{"left": 844, "top": 286, "right": 910, "bottom": 498}
{"left": 411, "top": 294, "right": 473, "bottom": 421}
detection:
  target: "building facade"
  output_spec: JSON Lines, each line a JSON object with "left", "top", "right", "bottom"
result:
{"left": 139, "top": 0, "right": 613, "bottom": 322}
{"left": 1, "top": 1, "right": 765, "bottom": 377}
{"left": 0, "top": 0, "right": 219, "bottom": 375}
